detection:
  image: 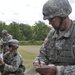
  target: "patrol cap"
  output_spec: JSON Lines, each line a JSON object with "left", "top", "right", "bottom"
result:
{"left": 43, "top": 0, "right": 72, "bottom": 20}
{"left": 2, "top": 29, "right": 8, "bottom": 34}
{"left": 8, "top": 39, "right": 19, "bottom": 48}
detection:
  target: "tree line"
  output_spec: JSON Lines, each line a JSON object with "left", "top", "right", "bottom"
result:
{"left": 0, "top": 20, "right": 52, "bottom": 41}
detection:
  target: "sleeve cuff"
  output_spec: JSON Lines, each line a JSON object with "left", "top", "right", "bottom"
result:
{"left": 56, "top": 66, "right": 64, "bottom": 75}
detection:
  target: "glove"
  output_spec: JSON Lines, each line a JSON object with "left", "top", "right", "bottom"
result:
{"left": 36, "top": 65, "right": 57, "bottom": 75}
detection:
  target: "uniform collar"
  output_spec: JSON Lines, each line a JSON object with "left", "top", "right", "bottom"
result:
{"left": 52, "top": 21, "right": 74, "bottom": 39}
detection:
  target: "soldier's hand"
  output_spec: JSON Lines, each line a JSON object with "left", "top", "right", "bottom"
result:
{"left": 0, "top": 58, "right": 4, "bottom": 64}
{"left": 4, "top": 51, "right": 10, "bottom": 56}
{"left": 33, "top": 61, "right": 45, "bottom": 68}
{"left": 36, "top": 65, "right": 57, "bottom": 75}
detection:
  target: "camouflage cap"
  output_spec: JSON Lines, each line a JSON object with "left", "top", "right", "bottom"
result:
{"left": 42, "top": 0, "right": 72, "bottom": 20}
{"left": 8, "top": 39, "right": 19, "bottom": 48}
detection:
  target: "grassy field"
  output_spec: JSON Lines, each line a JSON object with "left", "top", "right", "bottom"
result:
{"left": 18, "top": 45, "right": 41, "bottom": 73}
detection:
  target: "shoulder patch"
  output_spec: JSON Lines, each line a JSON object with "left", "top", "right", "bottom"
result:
{"left": 44, "top": 38, "right": 48, "bottom": 45}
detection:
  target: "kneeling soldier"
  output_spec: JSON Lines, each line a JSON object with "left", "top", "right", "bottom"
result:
{"left": 0, "top": 39, "right": 25, "bottom": 75}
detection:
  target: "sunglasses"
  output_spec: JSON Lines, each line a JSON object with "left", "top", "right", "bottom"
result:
{"left": 8, "top": 45, "right": 13, "bottom": 47}
{"left": 48, "top": 17, "right": 55, "bottom": 22}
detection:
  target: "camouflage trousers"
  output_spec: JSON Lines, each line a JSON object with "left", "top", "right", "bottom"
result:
{"left": 64, "top": 65, "right": 75, "bottom": 75}
{"left": 40, "top": 65, "right": 75, "bottom": 75}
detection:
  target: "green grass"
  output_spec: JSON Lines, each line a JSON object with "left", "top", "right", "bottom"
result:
{"left": 18, "top": 45, "right": 41, "bottom": 72}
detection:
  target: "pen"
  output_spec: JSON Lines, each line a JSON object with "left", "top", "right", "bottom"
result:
{"left": 38, "top": 58, "right": 41, "bottom": 67}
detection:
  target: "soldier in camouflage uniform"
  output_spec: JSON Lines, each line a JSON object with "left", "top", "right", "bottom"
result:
{"left": 0, "top": 39, "right": 25, "bottom": 75}
{"left": 33, "top": 0, "right": 75, "bottom": 75}
{"left": 1, "top": 29, "right": 13, "bottom": 54}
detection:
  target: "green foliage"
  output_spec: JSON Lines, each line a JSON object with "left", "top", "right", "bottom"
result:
{"left": 19, "top": 23, "right": 32, "bottom": 40}
{"left": 9, "top": 22, "right": 22, "bottom": 40}
{"left": 19, "top": 41, "right": 43, "bottom": 45}
{"left": 0, "top": 20, "right": 52, "bottom": 41}
{"left": 32, "top": 21, "right": 51, "bottom": 41}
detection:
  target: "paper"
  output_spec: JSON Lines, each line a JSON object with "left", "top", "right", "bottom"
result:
{"left": 36, "top": 65, "right": 50, "bottom": 69}
{"left": 25, "top": 65, "right": 51, "bottom": 75}
{"left": 0, "top": 53, "right": 3, "bottom": 60}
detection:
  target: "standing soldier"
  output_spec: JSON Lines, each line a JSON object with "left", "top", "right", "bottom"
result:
{"left": 1, "top": 29, "right": 13, "bottom": 54}
{"left": 33, "top": 0, "right": 75, "bottom": 75}
{"left": 0, "top": 39, "right": 25, "bottom": 75}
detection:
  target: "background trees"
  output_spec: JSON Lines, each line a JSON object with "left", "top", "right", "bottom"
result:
{"left": 0, "top": 20, "right": 52, "bottom": 41}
